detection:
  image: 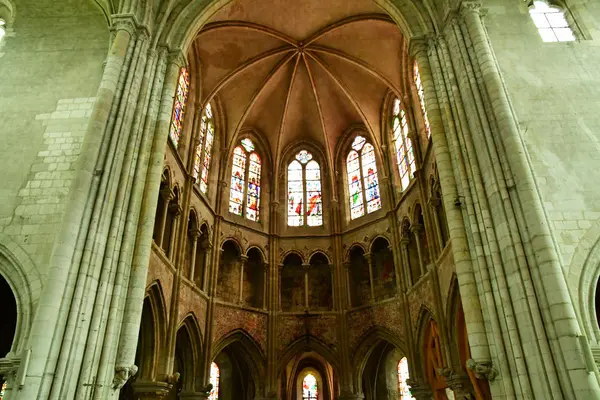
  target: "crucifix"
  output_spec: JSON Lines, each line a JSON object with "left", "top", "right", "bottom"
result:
{"left": 301, "top": 309, "right": 317, "bottom": 344}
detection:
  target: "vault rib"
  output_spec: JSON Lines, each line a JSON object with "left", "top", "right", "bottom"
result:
{"left": 303, "top": 14, "right": 394, "bottom": 46}
{"left": 303, "top": 54, "right": 336, "bottom": 199}
{"left": 305, "top": 50, "right": 381, "bottom": 151}
{"left": 274, "top": 53, "right": 302, "bottom": 188}
{"left": 201, "top": 46, "right": 296, "bottom": 110}
{"left": 227, "top": 52, "right": 297, "bottom": 157}
{"left": 199, "top": 21, "right": 298, "bottom": 46}
{"left": 308, "top": 45, "right": 402, "bottom": 98}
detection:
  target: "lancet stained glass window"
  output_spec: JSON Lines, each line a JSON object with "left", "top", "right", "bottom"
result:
{"left": 169, "top": 67, "right": 190, "bottom": 147}
{"left": 414, "top": 63, "right": 431, "bottom": 138}
{"left": 392, "top": 98, "right": 416, "bottom": 190}
{"left": 209, "top": 362, "right": 219, "bottom": 400}
{"left": 228, "top": 139, "right": 261, "bottom": 221}
{"left": 529, "top": 1, "right": 575, "bottom": 42}
{"left": 194, "top": 103, "right": 214, "bottom": 194}
{"left": 302, "top": 373, "right": 318, "bottom": 400}
{"left": 398, "top": 357, "right": 414, "bottom": 399}
{"left": 288, "top": 151, "right": 322, "bottom": 227}
{"left": 347, "top": 136, "right": 381, "bottom": 220}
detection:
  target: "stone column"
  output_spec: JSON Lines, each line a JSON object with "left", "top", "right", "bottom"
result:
{"left": 302, "top": 263, "right": 311, "bottom": 309}
{"left": 239, "top": 255, "right": 248, "bottom": 304}
{"left": 444, "top": 372, "right": 475, "bottom": 400}
{"left": 187, "top": 228, "right": 201, "bottom": 281}
{"left": 399, "top": 237, "right": 412, "bottom": 288}
{"left": 167, "top": 203, "right": 182, "bottom": 260}
{"left": 364, "top": 252, "right": 375, "bottom": 302}
{"left": 410, "top": 223, "right": 426, "bottom": 276}
{"left": 343, "top": 261, "right": 352, "bottom": 308}
{"left": 262, "top": 262, "right": 268, "bottom": 310}
{"left": 157, "top": 188, "right": 173, "bottom": 249}
{"left": 427, "top": 194, "right": 444, "bottom": 254}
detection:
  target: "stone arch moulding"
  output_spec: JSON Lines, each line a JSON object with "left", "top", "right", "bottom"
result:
{"left": 246, "top": 245, "right": 267, "bottom": 261}
{"left": 567, "top": 219, "right": 600, "bottom": 343}
{"left": 368, "top": 234, "right": 391, "bottom": 252}
{"left": 344, "top": 243, "right": 367, "bottom": 261}
{"left": 219, "top": 237, "right": 244, "bottom": 254}
{"left": 280, "top": 249, "right": 306, "bottom": 265}
{"left": 176, "top": 312, "right": 204, "bottom": 355}
{"left": 0, "top": 233, "right": 40, "bottom": 354}
{"left": 351, "top": 326, "right": 407, "bottom": 392}
{"left": 211, "top": 328, "right": 266, "bottom": 394}
{"left": 276, "top": 336, "right": 341, "bottom": 379}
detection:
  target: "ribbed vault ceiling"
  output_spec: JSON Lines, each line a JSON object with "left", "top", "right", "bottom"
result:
{"left": 192, "top": 0, "right": 406, "bottom": 167}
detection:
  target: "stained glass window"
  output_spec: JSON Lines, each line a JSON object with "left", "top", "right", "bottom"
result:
{"left": 169, "top": 67, "right": 190, "bottom": 147}
{"left": 246, "top": 153, "right": 261, "bottom": 222}
{"left": 392, "top": 98, "right": 416, "bottom": 191}
{"left": 414, "top": 63, "right": 431, "bottom": 139}
{"left": 398, "top": 357, "right": 414, "bottom": 399}
{"left": 194, "top": 103, "right": 214, "bottom": 194}
{"left": 529, "top": 1, "right": 575, "bottom": 42}
{"left": 302, "top": 373, "right": 318, "bottom": 400}
{"left": 288, "top": 151, "right": 323, "bottom": 227}
{"left": 347, "top": 136, "right": 381, "bottom": 220}
{"left": 228, "top": 139, "right": 261, "bottom": 221}
{"left": 209, "top": 362, "right": 220, "bottom": 400}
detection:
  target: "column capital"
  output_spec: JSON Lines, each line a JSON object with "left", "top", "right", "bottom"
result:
{"left": 168, "top": 49, "right": 188, "bottom": 68}
{"left": 189, "top": 228, "right": 202, "bottom": 239}
{"left": 240, "top": 254, "right": 249, "bottom": 263}
{"left": 460, "top": 2, "right": 484, "bottom": 17}
{"left": 168, "top": 202, "right": 182, "bottom": 216}
{"left": 111, "top": 14, "right": 139, "bottom": 36}
{"left": 410, "top": 223, "right": 423, "bottom": 234}
{"left": 343, "top": 261, "right": 352, "bottom": 269}
{"left": 302, "top": 263, "right": 311, "bottom": 270}
{"left": 160, "top": 187, "right": 174, "bottom": 201}
{"left": 408, "top": 37, "right": 428, "bottom": 58}
{"left": 405, "top": 379, "right": 433, "bottom": 400}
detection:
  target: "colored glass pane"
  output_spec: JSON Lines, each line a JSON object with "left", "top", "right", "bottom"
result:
{"left": 398, "top": 357, "right": 413, "bottom": 400}
{"left": 288, "top": 160, "right": 304, "bottom": 227}
{"left": 296, "top": 150, "right": 313, "bottom": 164}
{"left": 393, "top": 98, "right": 414, "bottom": 191}
{"left": 347, "top": 150, "right": 364, "bottom": 220}
{"left": 362, "top": 143, "right": 381, "bottom": 214}
{"left": 195, "top": 103, "right": 214, "bottom": 194}
{"left": 302, "top": 373, "right": 318, "bottom": 400}
{"left": 0, "top": 382, "right": 5, "bottom": 400}
{"left": 169, "top": 67, "right": 190, "bottom": 147}
{"left": 529, "top": 1, "right": 575, "bottom": 42}
{"left": 414, "top": 63, "right": 431, "bottom": 138}
{"left": 246, "top": 153, "right": 261, "bottom": 222}
{"left": 229, "top": 146, "right": 246, "bottom": 216}
{"left": 241, "top": 138, "right": 255, "bottom": 152}
{"left": 306, "top": 160, "right": 322, "bottom": 227}
{"left": 209, "top": 362, "right": 219, "bottom": 400}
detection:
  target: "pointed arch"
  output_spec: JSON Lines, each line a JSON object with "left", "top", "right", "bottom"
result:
{"left": 276, "top": 336, "right": 341, "bottom": 379}
{"left": 175, "top": 314, "right": 204, "bottom": 391}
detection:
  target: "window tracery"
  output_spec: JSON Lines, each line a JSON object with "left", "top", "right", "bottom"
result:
{"left": 302, "top": 373, "right": 318, "bottom": 400}
{"left": 413, "top": 62, "right": 431, "bottom": 139}
{"left": 392, "top": 99, "right": 416, "bottom": 191}
{"left": 194, "top": 103, "right": 214, "bottom": 194}
{"left": 169, "top": 67, "right": 190, "bottom": 147}
{"left": 288, "top": 150, "right": 323, "bottom": 227}
{"left": 209, "top": 362, "right": 220, "bottom": 400}
{"left": 347, "top": 136, "right": 381, "bottom": 219}
{"left": 529, "top": 1, "right": 575, "bottom": 42}
{"left": 228, "top": 139, "right": 261, "bottom": 221}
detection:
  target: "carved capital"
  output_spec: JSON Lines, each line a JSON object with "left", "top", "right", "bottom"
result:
{"left": 408, "top": 37, "right": 428, "bottom": 58}
{"left": 410, "top": 223, "right": 423, "bottom": 234}
{"left": 168, "top": 49, "right": 187, "bottom": 68}
{"left": 405, "top": 379, "right": 433, "bottom": 400}
{"left": 466, "top": 359, "right": 498, "bottom": 381}
{"left": 460, "top": 2, "right": 484, "bottom": 18}
{"left": 111, "top": 14, "right": 138, "bottom": 36}
{"left": 169, "top": 202, "right": 182, "bottom": 216}
{"left": 0, "top": 353, "right": 21, "bottom": 381}
{"left": 113, "top": 364, "right": 138, "bottom": 389}
{"left": 160, "top": 187, "right": 174, "bottom": 201}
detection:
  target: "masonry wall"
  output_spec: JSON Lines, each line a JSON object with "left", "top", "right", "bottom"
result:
{"left": 486, "top": 2, "right": 600, "bottom": 270}
{"left": 0, "top": 0, "right": 108, "bottom": 280}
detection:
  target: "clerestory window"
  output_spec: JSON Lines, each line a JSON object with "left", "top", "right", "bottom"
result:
{"left": 413, "top": 62, "right": 431, "bottom": 139}
{"left": 287, "top": 150, "right": 323, "bottom": 227}
{"left": 168, "top": 67, "right": 190, "bottom": 147}
{"left": 229, "top": 138, "right": 262, "bottom": 221}
{"left": 193, "top": 103, "right": 215, "bottom": 194}
{"left": 529, "top": 1, "right": 576, "bottom": 42}
{"left": 347, "top": 135, "right": 381, "bottom": 220}
{"left": 392, "top": 98, "right": 416, "bottom": 191}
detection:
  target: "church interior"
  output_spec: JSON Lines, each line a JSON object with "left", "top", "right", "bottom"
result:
{"left": 1, "top": 0, "right": 600, "bottom": 399}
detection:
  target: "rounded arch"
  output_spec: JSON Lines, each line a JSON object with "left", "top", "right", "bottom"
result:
{"left": 369, "top": 235, "right": 391, "bottom": 253}
{"left": 0, "top": 234, "right": 40, "bottom": 355}
{"left": 344, "top": 243, "right": 367, "bottom": 262}
{"left": 351, "top": 327, "right": 408, "bottom": 392}
{"left": 246, "top": 245, "right": 266, "bottom": 261}
{"left": 308, "top": 250, "right": 330, "bottom": 265}
{"left": 220, "top": 237, "right": 244, "bottom": 254}
{"left": 280, "top": 250, "right": 306, "bottom": 265}
{"left": 187, "top": 208, "right": 200, "bottom": 229}
{"left": 161, "top": 165, "right": 173, "bottom": 189}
